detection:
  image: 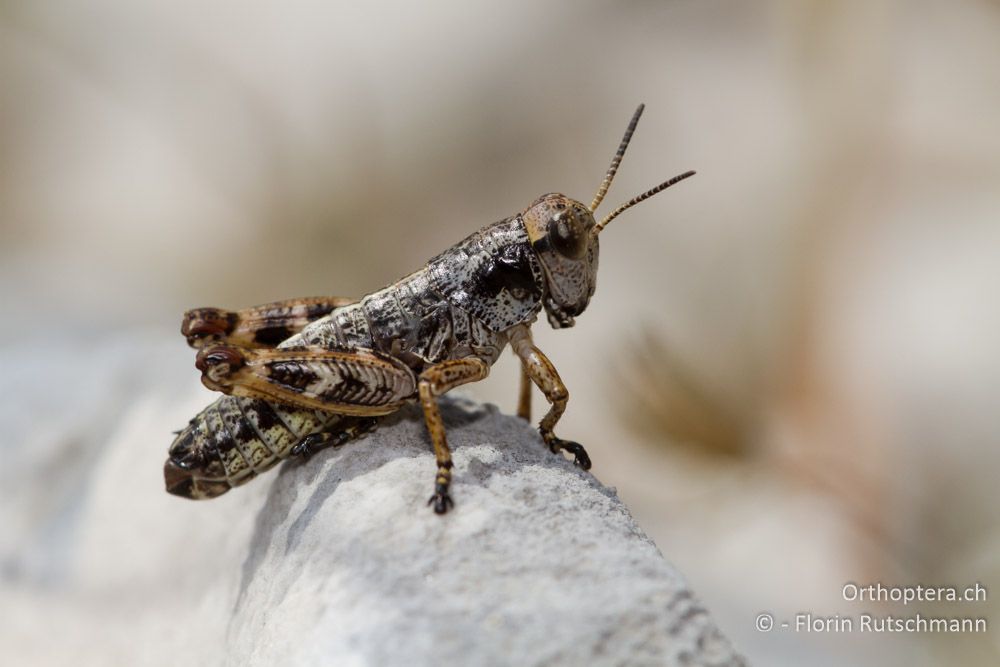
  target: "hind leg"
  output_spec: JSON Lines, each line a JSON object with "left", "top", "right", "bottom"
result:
{"left": 290, "top": 418, "right": 379, "bottom": 459}
{"left": 182, "top": 296, "right": 356, "bottom": 349}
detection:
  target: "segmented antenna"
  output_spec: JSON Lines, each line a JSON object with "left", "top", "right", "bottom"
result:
{"left": 589, "top": 104, "right": 645, "bottom": 212}
{"left": 593, "top": 170, "right": 696, "bottom": 235}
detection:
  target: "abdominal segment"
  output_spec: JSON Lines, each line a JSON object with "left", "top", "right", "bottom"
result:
{"left": 164, "top": 395, "right": 368, "bottom": 499}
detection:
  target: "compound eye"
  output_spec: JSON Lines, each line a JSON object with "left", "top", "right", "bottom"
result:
{"left": 547, "top": 214, "right": 588, "bottom": 259}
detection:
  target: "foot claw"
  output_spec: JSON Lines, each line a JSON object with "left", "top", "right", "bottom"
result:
{"left": 290, "top": 432, "right": 343, "bottom": 460}
{"left": 544, "top": 436, "right": 592, "bottom": 470}
{"left": 290, "top": 435, "right": 319, "bottom": 460}
{"left": 357, "top": 418, "right": 379, "bottom": 436}
{"left": 427, "top": 486, "right": 454, "bottom": 514}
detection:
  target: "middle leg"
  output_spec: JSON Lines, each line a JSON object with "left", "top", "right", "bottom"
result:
{"left": 418, "top": 357, "right": 490, "bottom": 514}
{"left": 517, "top": 362, "right": 533, "bottom": 422}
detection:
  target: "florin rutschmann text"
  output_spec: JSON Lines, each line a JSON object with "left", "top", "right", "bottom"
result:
{"left": 754, "top": 582, "right": 988, "bottom": 634}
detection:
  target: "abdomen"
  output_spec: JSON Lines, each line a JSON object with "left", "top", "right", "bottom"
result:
{"left": 164, "top": 395, "right": 367, "bottom": 499}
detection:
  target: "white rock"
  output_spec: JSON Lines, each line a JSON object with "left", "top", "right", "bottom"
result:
{"left": 0, "top": 337, "right": 742, "bottom": 666}
{"left": 224, "top": 397, "right": 744, "bottom": 667}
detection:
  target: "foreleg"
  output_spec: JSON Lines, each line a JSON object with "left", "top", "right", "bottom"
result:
{"left": 509, "top": 325, "right": 590, "bottom": 469}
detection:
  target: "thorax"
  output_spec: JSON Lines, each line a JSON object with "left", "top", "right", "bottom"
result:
{"left": 283, "top": 216, "right": 544, "bottom": 372}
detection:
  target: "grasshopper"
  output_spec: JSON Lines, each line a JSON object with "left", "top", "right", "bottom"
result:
{"left": 165, "top": 104, "right": 695, "bottom": 513}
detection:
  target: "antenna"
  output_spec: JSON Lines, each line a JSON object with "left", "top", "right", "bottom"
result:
{"left": 592, "top": 170, "right": 696, "bottom": 235}
{"left": 589, "top": 104, "right": 645, "bottom": 212}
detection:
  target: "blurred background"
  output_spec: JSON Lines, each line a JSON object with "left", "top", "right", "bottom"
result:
{"left": 2, "top": 1, "right": 998, "bottom": 665}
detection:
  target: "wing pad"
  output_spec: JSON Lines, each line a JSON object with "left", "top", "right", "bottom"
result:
{"left": 196, "top": 344, "right": 417, "bottom": 415}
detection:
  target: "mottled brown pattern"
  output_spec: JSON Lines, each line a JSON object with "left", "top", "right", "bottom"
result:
{"left": 181, "top": 296, "right": 356, "bottom": 349}
{"left": 167, "top": 106, "right": 694, "bottom": 512}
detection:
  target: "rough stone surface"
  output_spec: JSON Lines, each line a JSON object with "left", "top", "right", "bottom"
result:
{"left": 0, "top": 337, "right": 743, "bottom": 667}
{"left": 223, "top": 398, "right": 743, "bottom": 666}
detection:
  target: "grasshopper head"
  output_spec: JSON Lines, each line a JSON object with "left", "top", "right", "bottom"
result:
{"left": 524, "top": 104, "right": 695, "bottom": 329}
{"left": 523, "top": 194, "right": 599, "bottom": 328}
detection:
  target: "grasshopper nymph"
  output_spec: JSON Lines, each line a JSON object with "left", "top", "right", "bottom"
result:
{"left": 165, "top": 104, "right": 695, "bottom": 513}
